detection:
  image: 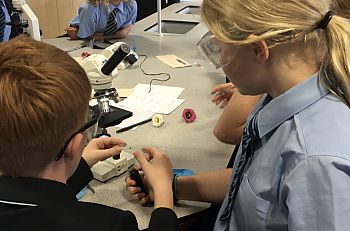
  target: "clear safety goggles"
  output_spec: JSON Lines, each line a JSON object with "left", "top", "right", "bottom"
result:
{"left": 197, "top": 31, "right": 239, "bottom": 69}
{"left": 55, "top": 106, "right": 100, "bottom": 161}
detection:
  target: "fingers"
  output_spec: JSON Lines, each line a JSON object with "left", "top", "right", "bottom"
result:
{"left": 133, "top": 163, "right": 142, "bottom": 171}
{"left": 212, "top": 92, "right": 226, "bottom": 104}
{"left": 97, "top": 145, "right": 123, "bottom": 161}
{"left": 133, "top": 151, "right": 149, "bottom": 169}
{"left": 211, "top": 83, "right": 236, "bottom": 107}
{"left": 211, "top": 83, "right": 231, "bottom": 93}
{"left": 104, "top": 137, "right": 127, "bottom": 148}
{"left": 125, "top": 177, "right": 140, "bottom": 193}
{"left": 140, "top": 146, "right": 162, "bottom": 159}
{"left": 211, "top": 82, "right": 235, "bottom": 94}
{"left": 82, "top": 137, "right": 127, "bottom": 166}
{"left": 211, "top": 83, "right": 228, "bottom": 94}
{"left": 92, "top": 137, "right": 127, "bottom": 149}
{"left": 127, "top": 185, "right": 142, "bottom": 195}
{"left": 219, "top": 99, "right": 229, "bottom": 109}
{"left": 127, "top": 186, "right": 147, "bottom": 202}
{"left": 139, "top": 195, "right": 151, "bottom": 205}
{"left": 125, "top": 177, "right": 150, "bottom": 203}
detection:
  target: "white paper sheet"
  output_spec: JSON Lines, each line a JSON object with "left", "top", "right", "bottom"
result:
{"left": 133, "top": 84, "right": 184, "bottom": 97}
{"left": 118, "top": 84, "right": 185, "bottom": 114}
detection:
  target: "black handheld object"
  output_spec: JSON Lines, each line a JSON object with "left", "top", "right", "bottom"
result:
{"left": 116, "top": 118, "right": 152, "bottom": 133}
{"left": 101, "top": 44, "right": 130, "bottom": 75}
{"left": 129, "top": 169, "right": 148, "bottom": 195}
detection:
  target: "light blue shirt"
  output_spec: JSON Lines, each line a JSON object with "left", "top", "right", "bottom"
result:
{"left": 215, "top": 73, "right": 350, "bottom": 230}
{"left": 70, "top": 1, "right": 137, "bottom": 39}
{"left": 0, "top": 0, "right": 11, "bottom": 42}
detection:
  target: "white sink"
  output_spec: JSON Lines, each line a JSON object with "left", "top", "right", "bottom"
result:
{"left": 176, "top": 6, "right": 200, "bottom": 15}
{"left": 144, "top": 20, "right": 199, "bottom": 34}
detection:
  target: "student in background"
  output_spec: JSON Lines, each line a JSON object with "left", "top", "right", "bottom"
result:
{"left": 65, "top": 0, "right": 137, "bottom": 40}
{"left": 0, "top": 36, "right": 177, "bottom": 231}
{"left": 127, "top": 0, "right": 350, "bottom": 230}
{"left": 0, "top": 0, "right": 11, "bottom": 42}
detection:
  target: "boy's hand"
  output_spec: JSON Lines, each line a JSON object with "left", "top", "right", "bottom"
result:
{"left": 82, "top": 137, "right": 127, "bottom": 168}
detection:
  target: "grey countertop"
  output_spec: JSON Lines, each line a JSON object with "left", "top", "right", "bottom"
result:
{"left": 46, "top": 2, "right": 234, "bottom": 229}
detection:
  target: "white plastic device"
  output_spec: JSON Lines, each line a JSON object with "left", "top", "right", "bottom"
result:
{"left": 91, "top": 150, "right": 136, "bottom": 182}
{"left": 80, "top": 42, "right": 138, "bottom": 90}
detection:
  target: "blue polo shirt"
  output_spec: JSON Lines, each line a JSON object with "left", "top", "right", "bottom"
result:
{"left": 70, "top": 0, "right": 137, "bottom": 39}
{"left": 215, "top": 73, "right": 350, "bottom": 230}
{"left": 0, "top": 0, "right": 11, "bottom": 42}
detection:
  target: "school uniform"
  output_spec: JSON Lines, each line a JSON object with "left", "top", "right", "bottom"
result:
{"left": 0, "top": 0, "right": 11, "bottom": 42}
{"left": 215, "top": 73, "right": 350, "bottom": 230}
{"left": 0, "top": 158, "right": 178, "bottom": 231}
{"left": 70, "top": 1, "right": 137, "bottom": 39}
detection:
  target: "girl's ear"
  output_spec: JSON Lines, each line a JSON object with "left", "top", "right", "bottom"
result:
{"left": 252, "top": 40, "right": 269, "bottom": 63}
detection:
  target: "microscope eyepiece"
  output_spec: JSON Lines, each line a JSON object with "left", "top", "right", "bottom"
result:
{"left": 101, "top": 44, "right": 130, "bottom": 76}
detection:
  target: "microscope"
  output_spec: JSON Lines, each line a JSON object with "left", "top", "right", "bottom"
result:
{"left": 7, "top": 0, "right": 41, "bottom": 40}
{"left": 82, "top": 42, "right": 138, "bottom": 182}
{"left": 84, "top": 42, "right": 137, "bottom": 133}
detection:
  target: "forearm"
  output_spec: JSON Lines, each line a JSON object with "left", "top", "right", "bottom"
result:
{"left": 214, "top": 94, "right": 261, "bottom": 145}
{"left": 176, "top": 168, "right": 232, "bottom": 203}
{"left": 96, "top": 25, "right": 133, "bottom": 40}
{"left": 153, "top": 185, "right": 174, "bottom": 209}
{"left": 89, "top": 25, "right": 133, "bottom": 41}
{"left": 114, "top": 25, "right": 132, "bottom": 38}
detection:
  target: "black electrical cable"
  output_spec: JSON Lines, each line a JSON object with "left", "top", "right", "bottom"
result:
{"left": 138, "top": 54, "right": 171, "bottom": 93}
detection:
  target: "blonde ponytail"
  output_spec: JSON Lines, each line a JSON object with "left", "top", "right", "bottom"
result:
{"left": 320, "top": 15, "right": 350, "bottom": 106}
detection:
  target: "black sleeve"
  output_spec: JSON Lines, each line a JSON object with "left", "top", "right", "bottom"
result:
{"left": 66, "top": 158, "right": 93, "bottom": 195}
{"left": 148, "top": 208, "right": 179, "bottom": 231}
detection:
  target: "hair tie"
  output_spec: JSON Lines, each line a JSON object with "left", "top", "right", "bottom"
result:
{"left": 317, "top": 11, "right": 333, "bottom": 30}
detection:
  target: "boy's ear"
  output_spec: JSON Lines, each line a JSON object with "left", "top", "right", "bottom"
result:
{"left": 64, "top": 133, "right": 84, "bottom": 160}
{"left": 252, "top": 40, "right": 269, "bottom": 63}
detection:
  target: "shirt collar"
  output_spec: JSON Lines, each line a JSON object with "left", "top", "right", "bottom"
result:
{"left": 0, "top": 176, "right": 78, "bottom": 206}
{"left": 109, "top": 1, "right": 125, "bottom": 14}
{"left": 249, "top": 73, "right": 329, "bottom": 138}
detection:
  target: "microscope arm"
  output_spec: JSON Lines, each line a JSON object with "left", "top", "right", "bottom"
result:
{"left": 12, "top": 0, "right": 40, "bottom": 40}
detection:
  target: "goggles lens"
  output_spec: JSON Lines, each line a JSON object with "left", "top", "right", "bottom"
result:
{"left": 197, "top": 32, "right": 238, "bottom": 69}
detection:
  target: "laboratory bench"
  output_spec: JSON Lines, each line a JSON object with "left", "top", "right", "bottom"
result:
{"left": 45, "top": 2, "right": 234, "bottom": 229}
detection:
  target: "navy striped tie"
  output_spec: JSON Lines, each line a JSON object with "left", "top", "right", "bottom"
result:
{"left": 0, "top": 1, "right": 5, "bottom": 42}
{"left": 219, "top": 110, "right": 261, "bottom": 224}
{"left": 104, "top": 8, "right": 118, "bottom": 35}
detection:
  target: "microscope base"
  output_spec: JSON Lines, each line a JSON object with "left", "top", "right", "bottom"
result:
{"left": 91, "top": 150, "right": 135, "bottom": 182}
